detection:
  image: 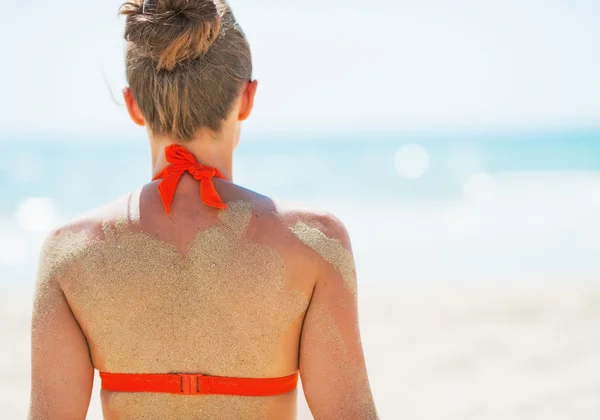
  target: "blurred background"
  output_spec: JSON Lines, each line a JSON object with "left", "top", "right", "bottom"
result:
{"left": 1, "top": 0, "right": 600, "bottom": 419}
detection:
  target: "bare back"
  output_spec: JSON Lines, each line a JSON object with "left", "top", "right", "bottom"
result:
{"left": 30, "top": 176, "right": 378, "bottom": 419}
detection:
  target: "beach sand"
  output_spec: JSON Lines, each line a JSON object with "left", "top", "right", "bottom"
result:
{"left": 3, "top": 284, "right": 600, "bottom": 419}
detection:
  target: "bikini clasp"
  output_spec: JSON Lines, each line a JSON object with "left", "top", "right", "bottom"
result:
{"left": 179, "top": 373, "right": 204, "bottom": 395}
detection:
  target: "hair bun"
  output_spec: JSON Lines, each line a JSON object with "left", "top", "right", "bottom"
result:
{"left": 120, "top": 0, "right": 222, "bottom": 71}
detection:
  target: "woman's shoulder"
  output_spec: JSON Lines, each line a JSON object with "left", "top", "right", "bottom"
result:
{"left": 223, "top": 185, "right": 349, "bottom": 239}
{"left": 227, "top": 188, "right": 352, "bottom": 256}
{"left": 37, "top": 193, "right": 135, "bottom": 282}
{"left": 268, "top": 199, "right": 351, "bottom": 245}
{"left": 47, "top": 192, "right": 133, "bottom": 239}
{"left": 268, "top": 199, "right": 357, "bottom": 293}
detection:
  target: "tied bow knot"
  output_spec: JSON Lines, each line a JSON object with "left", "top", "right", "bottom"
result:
{"left": 188, "top": 163, "right": 217, "bottom": 181}
{"left": 153, "top": 144, "right": 228, "bottom": 214}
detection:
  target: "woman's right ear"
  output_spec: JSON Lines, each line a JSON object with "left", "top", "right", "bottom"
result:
{"left": 123, "top": 87, "right": 146, "bottom": 127}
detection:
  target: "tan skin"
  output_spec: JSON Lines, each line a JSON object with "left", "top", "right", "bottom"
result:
{"left": 29, "top": 82, "right": 378, "bottom": 419}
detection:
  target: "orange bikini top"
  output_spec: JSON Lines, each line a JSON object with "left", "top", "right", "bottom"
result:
{"left": 101, "top": 144, "right": 298, "bottom": 397}
{"left": 153, "top": 144, "right": 228, "bottom": 214}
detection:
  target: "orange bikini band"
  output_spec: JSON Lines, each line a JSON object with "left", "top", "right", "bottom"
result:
{"left": 153, "top": 144, "right": 228, "bottom": 214}
{"left": 100, "top": 371, "right": 299, "bottom": 396}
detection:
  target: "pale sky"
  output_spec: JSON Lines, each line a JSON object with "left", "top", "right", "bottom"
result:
{"left": 1, "top": 0, "right": 599, "bottom": 136}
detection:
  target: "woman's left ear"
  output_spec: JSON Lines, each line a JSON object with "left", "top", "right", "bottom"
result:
{"left": 238, "top": 80, "right": 258, "bottom": 122}
{"left": 123, "top": 87, "right": 146, "bottom": 127}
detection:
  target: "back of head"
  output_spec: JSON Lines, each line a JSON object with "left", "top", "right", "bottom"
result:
{"left": 120, "top": 0, "right": 252, "bottom": 140}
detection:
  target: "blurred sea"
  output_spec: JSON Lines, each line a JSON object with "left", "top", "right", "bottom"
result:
{"left": 1, "top": 129, "right": 600, "bottom": 290}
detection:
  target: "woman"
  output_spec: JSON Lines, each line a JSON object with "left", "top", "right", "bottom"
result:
{"left": 29, "top": 0, "right": 378, "bottom": 418}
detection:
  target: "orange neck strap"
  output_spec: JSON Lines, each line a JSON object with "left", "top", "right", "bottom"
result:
{"left": 153, "top": 144, "right": 228, "bottom": 214}
{"left": 100, "top": 371, "right": 299, "bottom": 397}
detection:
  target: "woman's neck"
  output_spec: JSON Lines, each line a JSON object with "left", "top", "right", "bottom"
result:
{"left": 150, "top": 130, "right": 234, "bottom": 181}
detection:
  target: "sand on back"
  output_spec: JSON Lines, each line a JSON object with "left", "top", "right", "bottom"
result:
{"left": 34, "top": 176, "right": 370, "bottom": 419}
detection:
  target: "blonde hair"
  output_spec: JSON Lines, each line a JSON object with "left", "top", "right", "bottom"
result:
{"left": 119, "top": 0, "right": 252, "bottom": 140}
